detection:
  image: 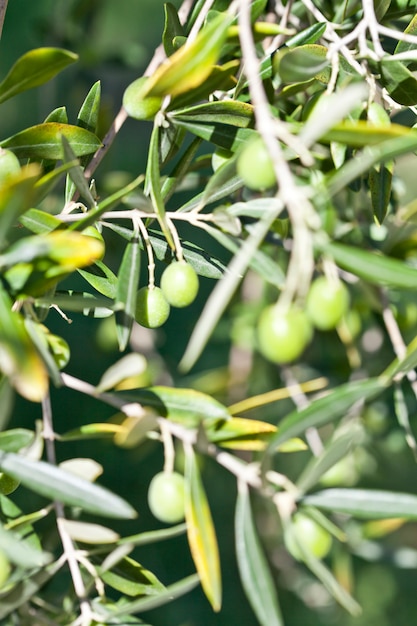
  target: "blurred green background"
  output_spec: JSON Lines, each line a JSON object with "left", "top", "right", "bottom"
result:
{"left": 4, "top": 1, "right": 417, "bottom": 625}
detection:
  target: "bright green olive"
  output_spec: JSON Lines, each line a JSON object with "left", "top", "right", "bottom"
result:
{"left": 160, "top": 261, "right": 199, "bottom": 308}
{"left": 0, "top": 148, "right": 20, "bottom": 188}
{"left": 135, "top": 286, "right": 170, "bottom": 328}
{"left": 286, "top": 513, "right": 332, "bottom": 561}
{"left": 236, "top": 137, "right": 276, "bottom": 191}
{"left": 123, "top": 77, "right": 163, "bottom": 121}
{"left": 257, "top": 305, "right": 312, "bottom": 364}
{"left": 147, "top": 471, "right": 186, "bottom": 524}
{"left": 306, "top": 276, "right": 350, "bottom": 331}
{"left": 0, "top": 472, "right": 20, "bottom": 496}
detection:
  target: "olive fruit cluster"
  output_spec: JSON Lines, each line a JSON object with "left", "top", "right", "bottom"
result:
{"left": 257, "top": 277, "right": 350, "bottom": 364}
{"left": 135, "top": 261, "right": 199, "bottom": 329}
{"left": 147, "top": 471, "right": 186, "bottom": 524}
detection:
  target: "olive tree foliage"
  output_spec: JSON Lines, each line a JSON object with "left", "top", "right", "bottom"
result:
{"left": 2, "top": 0, "right": 417, "bottom": 624}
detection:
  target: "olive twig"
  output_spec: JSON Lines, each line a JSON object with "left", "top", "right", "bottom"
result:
{"left": 136, "top": 216, "right": 156, "bottom": 288}
{"left": 42, "top": 393, "right": 93, "bottom": 626}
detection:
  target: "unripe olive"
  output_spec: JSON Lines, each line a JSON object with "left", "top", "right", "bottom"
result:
{"left": 147, "top": 471, "right": 186, "bottom": 524}
{"left": 236, "top": 137, "right": 276, "bottom": 191}
{"left": 0, "top": 472, "right": 20, "bottom": 495}
{"left": 306, "top": 277, "right": 350, "bottom": 331}
{"left": 160, "top": 261, "right": 199, "bottom": 308}
{"left": 286, "top": 513, "right": 332, "bottom": 561}
{"left": 0, "top": 148, "right": 20, "bottom": 188}
{"left": 257, "top": 305, "right": 313, "bottom": 364}
{"left": 135, "top": 286, "right": 170, "bottom": 328}
{"left": 123, "top": 77, "right": 163, "bottom": 121}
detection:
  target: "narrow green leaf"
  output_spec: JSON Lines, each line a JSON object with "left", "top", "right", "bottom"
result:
{"left": 169, "top": 60, "right": 239, "bottom": 110}
{"left": 61, "top": 519, "right": 120, "bottom": 544}
{"left": 302, "top": 488, "right": 417, "bottom": 519}
{"left": 0, "top": 286, "right": 48, "bottom": 402}
{"left": 180, "top": 209, "right": 284, "bottom": 372}
{"left": 145, "top": 123, "right": 174, "bottom": 249}
{"left": 61, "top": 135, "right": 96, "bottom": 207}
{"left": 0, "top": 48, "right": 78, "bottom": 104}
{"left": 120, "top": 385, "right": 230, "bottom": 427}
{"left": 0, "top": 429, "right": 33, "bottom": 453}
{"left": 97, "top": 353, "right": 147, "bottom": 392}
{"left": 185, "top": 445, "right": 222, "bottom": 611}
{"left": 100, "top": 554, "right": 164, "bottom": 596}
{"left": 267, "top": 378, "right": 385, "bottom": 453}
{"left": 278, "top": 45, "right": 329, "bottom": 83}
{"left": 0, "top": 560, "right": 62, "bottom": 620}
{"left": 0, "top": 164, "right": 40, "bottom": 249}
{"left": 0, "top": 451, "right": 137, "bottom": 519}
{"left": 383, "top": 334, "right": 417, "bottom": 382}
{"left": 77, "top": 80, "right": 101, "bottom": 133}
{"left": 296, "top": 424, "right": 365, "bottom": 494}
{"left": 163, "top": 3, "right": 185, "bottom": 57}
{"left": 369, "top": 162, "right": 393, "bottom": 224}
{"left": 171, "top": 100, "right": 255, "bottom": 128}
{"left": 0, "top": 378, "right": 14, "bottom": 431}
{"left": 0, "top": 123, "right": 102, "bottom": 160}
{"left": 34, "top": 291, "right": 113, "bottom": 317}
{"left": 235, "top": 482, "right": 283, "bottom": 626}
{"left": 115, "top": 233, "right": 141, "bottom": 351}
{"left": 380, "top": 58, "right": 417, "bottom": 105}
{"left": 144, "top": 13, "right": 233, "bottom": 98}
{"left": 109, "top": 573, "right": 199, "bottom": 617}
{"left": 172, "top": 117, "right": 255, "bottom": 152}
{"left": 393, "top": 383, "right": 417, "bottom": 459}
{"left": 78, "top": 261, "right": 118, "bottom": 299}
{"left": 0, "top": 523, "right": 51, "bottom": 568}
{"left": 320, "top": 242, "right": 417, "bottom": 289}
{"left": 19, "top": 207, "right": 62, "bottom": 234}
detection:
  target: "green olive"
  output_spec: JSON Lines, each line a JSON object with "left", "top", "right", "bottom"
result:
{"left": 147, "top": 471, "right": 186, "bottom": 524}
{"left": 0, "top": 148, "right": 20, "bottom": 188}
{"left": 286, "top": 513, "right": 332, "bottom": 561}
{"left": 306, "top": 276, "right": 350, "bottom": 331}
{"left": 123, "top": 77, "right": 163, "bottom": 121}
{"left": 160, "top": 261, "right": 199, "bottom": 308}
{"left": 0, "top": 472, "right": 20, "bottom": 495}
{"left": 257, "top": 305, "right": 313, "bottom": 364}
{"left": 236, "top": 137, "right": 276, "bottom": 191}
{"left": 135, "top": 286, "right": 170, "bottom": 328}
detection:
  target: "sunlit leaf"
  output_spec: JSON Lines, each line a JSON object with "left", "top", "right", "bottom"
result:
{"left": 0, "top": 452, "right": 137, "bottom": 519}
{"left": 100, "top": 554, "right": 164, "bottom": 596}
{"left": 97, "top": 353, "right": 148, "bottom": 392}
{"left": 266, "top": 378, "right": 385, "bottom": 452}
{"left": 0, "top": 123, "right": 102, "bottom": 160}
{"left": 115, "top": 233, "right": 141, "bottom": 351}
{"left": 320, "top": 242, "right": 417, "bottom": 289}
{"left": 0, "top": 286, "right": 48, "bottom": 402}
{"left": 120, "top": 386, "right": 230, "bottom": 428}
{"left": 185, "top": 445, "right": 221, "bottom": 611}
{"left": 278, "top": 45, "right": 329, "bottom": 83}
{"left": 0, "top": 48, "right": 78, "bottom": 104}
{"left": 144, "top": 13, "right": 233, "bottom": 98}
{"left": 302, "top": 488, "right": 417, "bottom": 519}
{"left": 60, "top": 519, "right": 119, "bottom": 544}
{"left": 235, "top": 482, "right": 283, "bottom": 626}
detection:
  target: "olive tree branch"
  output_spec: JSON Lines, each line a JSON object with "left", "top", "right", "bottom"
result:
{"left": 42, "top": 393, "right": 93, "bottom": 626}
{"left": 238, "top": 0, "right": 317, "bottom": 305}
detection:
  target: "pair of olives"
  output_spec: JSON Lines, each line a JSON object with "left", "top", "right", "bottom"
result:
{"left": 258, "top": 277, "right": 350, "bottom": 364}
{"left": 135, "top": 261, "right": 199, "bottom": 329}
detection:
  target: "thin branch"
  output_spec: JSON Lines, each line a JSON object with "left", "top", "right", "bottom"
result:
{"left": 42, "top": 394, "right": 93, "bottom": 626}
{"left": 238, "top": 0, "right": 317, "bottom": 305}
{"left": 0, "top": 0, "right": 8, "bottom": 40}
